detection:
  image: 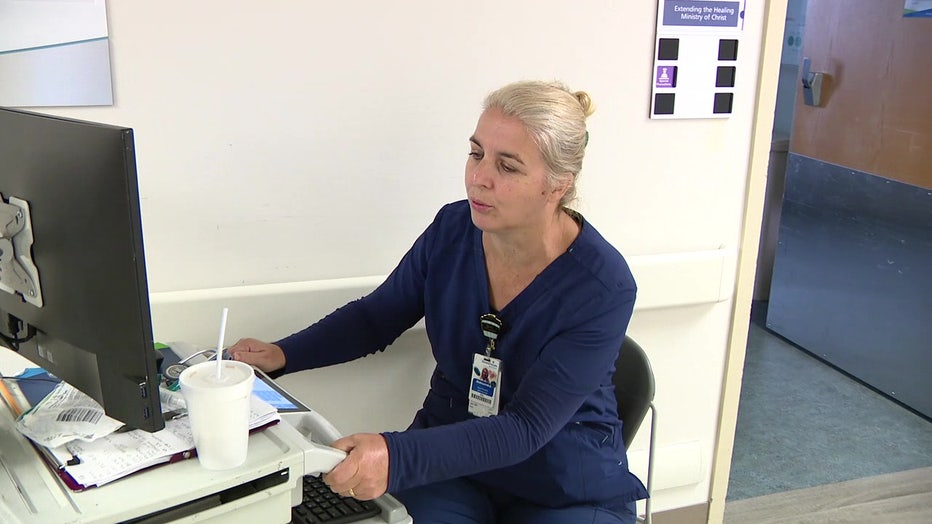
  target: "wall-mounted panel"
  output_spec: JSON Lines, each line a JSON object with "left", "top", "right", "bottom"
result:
{"left": 768, "top": 154, "right": 932, "bottom": 419}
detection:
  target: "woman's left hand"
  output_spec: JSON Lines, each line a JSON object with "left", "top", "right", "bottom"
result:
{"left": 323, "top": 433, "right": 390, "bottom": 501}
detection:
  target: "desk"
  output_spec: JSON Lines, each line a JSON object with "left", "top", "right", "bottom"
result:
{"left": 0, "top": 348, "right": 410, "bottom": 524}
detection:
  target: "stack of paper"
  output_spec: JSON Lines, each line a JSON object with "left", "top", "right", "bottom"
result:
{"left": 51, "top": 396, "right": 279, "bottom": 489}
{"left": 6, "top": 369, "right": 280, "bottom": 490}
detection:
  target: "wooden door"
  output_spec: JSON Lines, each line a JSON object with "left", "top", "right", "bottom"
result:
{"left": 790, "top": 0, "right": 932, "bottom": 188}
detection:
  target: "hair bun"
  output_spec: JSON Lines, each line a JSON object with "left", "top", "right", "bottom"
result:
{"left": 574, "top": 91, "right": 595, "bottom": 117}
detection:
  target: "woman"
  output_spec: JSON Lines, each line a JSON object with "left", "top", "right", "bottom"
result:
{"left": 229, "top": 80, "right": 647, "bottom": 523}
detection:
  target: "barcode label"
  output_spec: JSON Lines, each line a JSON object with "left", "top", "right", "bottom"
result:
{"left": 469, "top": 392, "right": 492, "bottom": 405}
{"left": 57, "top": 408, "right": 103, "bottom": 425}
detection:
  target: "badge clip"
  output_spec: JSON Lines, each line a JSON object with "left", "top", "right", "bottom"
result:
{"left": 479, "top": 313, "right": 502, "bottom": 357}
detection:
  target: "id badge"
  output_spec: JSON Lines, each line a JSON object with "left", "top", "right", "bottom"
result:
{"left": 468, "top": 353, "right": 502, "bottom": 417}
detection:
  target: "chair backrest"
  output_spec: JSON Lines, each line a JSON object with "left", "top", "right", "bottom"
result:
{"left": 614, "top": 335, "right": 656, "bottom": 449}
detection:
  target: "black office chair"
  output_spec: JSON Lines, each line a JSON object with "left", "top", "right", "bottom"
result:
{"left": 614, "top": 335, "right": 656, "bottom": 524}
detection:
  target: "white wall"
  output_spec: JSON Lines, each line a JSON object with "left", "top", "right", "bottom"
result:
{"left": 42, "top": 1, "right": 778, "bottom": 516}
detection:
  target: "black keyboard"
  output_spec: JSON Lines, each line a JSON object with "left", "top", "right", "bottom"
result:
{"left": 291, "top": 475, "right": 382, "bottom": 524}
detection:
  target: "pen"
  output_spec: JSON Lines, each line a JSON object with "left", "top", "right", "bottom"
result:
{"left": 0, "top": 378, "right": 23, "bottom": 417}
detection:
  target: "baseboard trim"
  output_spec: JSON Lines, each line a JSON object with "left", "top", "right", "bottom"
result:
{"left": 653, "top": 502, "right": 709, "bottom": 524}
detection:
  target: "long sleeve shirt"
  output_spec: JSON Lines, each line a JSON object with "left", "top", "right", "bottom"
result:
{"left": 276, "top": 200, "right": 648, "bottom": 508}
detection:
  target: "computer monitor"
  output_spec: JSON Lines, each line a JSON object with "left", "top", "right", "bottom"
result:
{"left": 0, "top": 107, "right": 164, "bottom": 432}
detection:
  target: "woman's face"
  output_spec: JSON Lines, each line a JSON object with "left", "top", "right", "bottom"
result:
{"left": 465, "top": 108, "right": 564, "bottom": 234}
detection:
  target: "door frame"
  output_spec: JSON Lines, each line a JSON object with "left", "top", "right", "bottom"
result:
{"left": 707, "top": 0, "right": 789, "bottom": 521}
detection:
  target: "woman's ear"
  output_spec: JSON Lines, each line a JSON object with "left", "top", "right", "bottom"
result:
{"left": 547, "top": 174, "right": 573, "bottom": 203}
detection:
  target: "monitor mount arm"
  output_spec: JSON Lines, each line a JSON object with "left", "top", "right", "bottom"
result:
{"left": 0, "top": 194, "right": 43, "bottom": 307}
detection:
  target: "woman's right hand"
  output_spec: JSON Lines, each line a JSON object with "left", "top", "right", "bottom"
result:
{"left": 227, "top": 338, "right": 286, "bottom": 373}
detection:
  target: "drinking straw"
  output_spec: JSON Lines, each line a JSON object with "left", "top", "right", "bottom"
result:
{"left": 215, "top": 307, "right": 229, "bottom": 379}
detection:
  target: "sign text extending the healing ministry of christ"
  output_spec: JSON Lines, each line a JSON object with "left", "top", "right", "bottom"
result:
{"left": 663, "top": 0, "right": 741, "bottom": 27}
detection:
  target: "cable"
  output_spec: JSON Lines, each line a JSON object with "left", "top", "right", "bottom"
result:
{"left": 0, "top": 314, "right": 36, "bottom": 351}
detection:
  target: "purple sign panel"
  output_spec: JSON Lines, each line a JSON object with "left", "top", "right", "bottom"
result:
{"left": 656, "top": 66, "right": 676, "bottom": 88}
{"left": 663, "top": 0, "right": 741, "bottom": 27}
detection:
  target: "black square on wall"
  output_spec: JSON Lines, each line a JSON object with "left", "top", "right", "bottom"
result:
{"left": 716, "top": 66, "right": 737, "bottom": 87}
{"left": 718, "top": 39, "right": 739, "bottom": 61}
{"left": 657, "top": 38, "right": 680, "bottom": 61}
{"left": 654, "top": 93, "right": 676, "bottom": 115}
{"left": 713, "top": 92, "right": 734, "bottom": 114}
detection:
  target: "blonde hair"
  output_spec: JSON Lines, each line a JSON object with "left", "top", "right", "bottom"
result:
{"left": 483, "top": 80, "right": 594, "bottom": 208}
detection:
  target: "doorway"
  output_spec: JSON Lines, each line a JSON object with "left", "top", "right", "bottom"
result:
{"left": 729, "top": 0, "right": 932, "bottom": 503}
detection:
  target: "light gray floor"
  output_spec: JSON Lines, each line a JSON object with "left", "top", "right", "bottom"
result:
{"left": 725, "top": 466, "right": 932, "bottom": 524}
{"left": 727, "top": 304, "right": 932, "bottom": 501}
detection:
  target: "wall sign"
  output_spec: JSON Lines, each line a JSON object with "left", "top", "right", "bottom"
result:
{"left": 650, "top": 0, "right": 747, "bottom": 119}
{"left": 0, "top": 0, "right": 113, "bottom": 107}
{"left": 904, "top": 1, "right": 932, "bottom": 17}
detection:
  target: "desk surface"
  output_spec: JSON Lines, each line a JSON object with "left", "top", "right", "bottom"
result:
{"left": 0, "top": 344, "right": 304, "bottom": 523}
{"left": 0, "top": 347, "right": 409, "bottom": 524}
